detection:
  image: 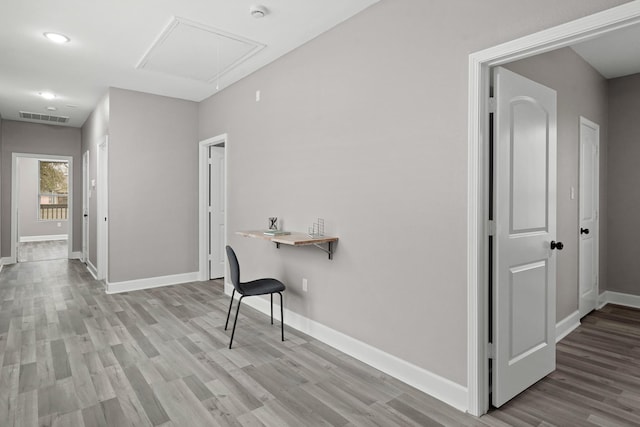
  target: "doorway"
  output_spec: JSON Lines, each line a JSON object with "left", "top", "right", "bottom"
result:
{"left": 467, "top": 2, "right": 640, "bottom": 416}
{"left": 199, "top": 134, "right": 228, "bottom": 281}
{"left": 11, "top": 153, "right": 73, "bottom": 264}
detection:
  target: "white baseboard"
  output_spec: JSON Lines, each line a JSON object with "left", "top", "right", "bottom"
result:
{"left": 86, "top": 261, "right": 98, "bottom": 280}
{"left": 1, "top": 257, "right": 16, "bottom": 265}
{"left": 70, "top": 251, "right": 82, "bottom": 260}
{"left": 19, "top": 234, "right": 68, "bottom": 242}
{"left": 556, "top": 310, "right": 580, "bottom": 342}
{"left": 225, "top": 282, "right": 468, "bottom": 412}
{"left": 599, "top": 291, "right": 640, "bottom": 310}
{"left": 598, "top": 292, "right": 608, "bottom": 309}
{"left": 106, "top": 271, "right": 200, "bottom": 294}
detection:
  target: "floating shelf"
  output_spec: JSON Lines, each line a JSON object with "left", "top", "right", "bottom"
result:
{"left": 236, "top": 230, "right": 338, "bottom": 259}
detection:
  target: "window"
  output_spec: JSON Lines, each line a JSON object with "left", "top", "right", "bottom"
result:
{"left": 39, "top": 160, "right": 69, "bottom": 220}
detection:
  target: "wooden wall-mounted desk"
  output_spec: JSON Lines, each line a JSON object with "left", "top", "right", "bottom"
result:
{"left": 236, "top": 230, "right": 338, "bottom": 259}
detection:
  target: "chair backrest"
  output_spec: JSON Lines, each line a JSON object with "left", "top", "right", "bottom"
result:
{"left": 225, "top": 245, "right": 242, "bottom": 292}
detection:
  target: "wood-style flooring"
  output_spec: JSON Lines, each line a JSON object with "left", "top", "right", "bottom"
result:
{"left": 0, "top": 259, "right": 639, "bottom": 426}
{"left": 18, "top": 240, "right": 68, "bottom": 263}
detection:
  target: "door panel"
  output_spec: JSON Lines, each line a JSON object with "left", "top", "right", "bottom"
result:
{"left": 511, "top": 101, "right": 549, "bottom": 232}
{"left": 493, "top": 67, "right": 557, "bottom": 407}
{"left": 510, "top": 261, "right": 548, "bottom": 361}
{"left": 579, "top": 117, "right": 599, "bottom": 318}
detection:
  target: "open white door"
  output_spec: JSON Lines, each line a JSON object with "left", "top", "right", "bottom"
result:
{"left": 493, "top": 67, "right": 557, "bottom": 407}
{"left": 579, "top": 117, "right": 599, "bottom": 318}
{"left": 209, "top": 146, "right": 225, "bottom": 279}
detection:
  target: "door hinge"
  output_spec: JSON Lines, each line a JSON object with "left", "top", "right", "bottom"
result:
{"left": 488, "top": 97, "right": 496, "bottom": 114}
{"left": 208, "top": 158, "right": 212, "bottom": 164}
{"left": 487, "top": 342, "right": 494, "bottom": 359}
{"left": 487, "top": 220, "right": 496, "bottom": 236}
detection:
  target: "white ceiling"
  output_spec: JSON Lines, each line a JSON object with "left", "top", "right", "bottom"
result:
{"left": 0, "top": 1, "right": 380, "bottom": 127}
{"left": 571, "top": 23, "right": 640, "bottom": 79}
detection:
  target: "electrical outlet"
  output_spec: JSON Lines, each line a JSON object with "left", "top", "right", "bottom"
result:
{"left": 302, "top": 278, "right": 308, "bottom": 292}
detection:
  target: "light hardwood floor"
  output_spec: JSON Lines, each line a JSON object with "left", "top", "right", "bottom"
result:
{"left": 18, "top": 240, "right": 68, "bottom": 263}
{"left": 0, "top": 259, "right": 639, "bottom": 426}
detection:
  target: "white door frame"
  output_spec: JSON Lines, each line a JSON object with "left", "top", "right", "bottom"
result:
{"left": 198, "top": 133, "right": 228, "bottom": 281}
{"left": 467, "top": 1, "right": 640, "bottom": 416}
{"left": 11, "top": 153, "right": 73, "bottom": 264}
{"left": 97, "top": 137, "right": 109, "bottom": 281}
{"left": 82, "top": 150, "right": 90, "bottom": 264}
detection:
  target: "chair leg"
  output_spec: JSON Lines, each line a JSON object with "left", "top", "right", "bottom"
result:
{"left": 225, "top": 289, "right": 236, "bottom": 330}
{"left": 270, "top": 294, "right": 274, "bottom": 325}
{"left": 229, "top": 296, "right": 244, "bottom": 349}
{"left": 279, "top": 292, "right": 284, "bottom": 342}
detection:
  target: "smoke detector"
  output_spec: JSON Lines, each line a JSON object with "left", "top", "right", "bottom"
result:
{"left": 250, "top": 5, "right": 267, "bottom": 19}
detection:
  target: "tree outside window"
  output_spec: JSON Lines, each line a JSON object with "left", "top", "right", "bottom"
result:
{"left": 39, "top": 161, "right": 68, "bottom": 220}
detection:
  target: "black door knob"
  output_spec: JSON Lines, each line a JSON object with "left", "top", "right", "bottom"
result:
{"left": 83, "top": 214, "right": 88, "bottom": 217}
{"left": 551, "top": 241, "right": 564, "bottom": 250}
{"left": 580, "top": 228, "right": 589, "bottom": 235}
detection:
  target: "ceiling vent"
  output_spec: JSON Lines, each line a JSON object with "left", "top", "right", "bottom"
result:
{"left": 136, "top": 17, "right": 266, "bottom": 83}
{"left": 19, "top": 111, "right": 69, "bottom": 124}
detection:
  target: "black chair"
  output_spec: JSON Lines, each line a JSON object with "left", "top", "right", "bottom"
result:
{"left": 225, "top": 245, "right": 286, "bottom": 349}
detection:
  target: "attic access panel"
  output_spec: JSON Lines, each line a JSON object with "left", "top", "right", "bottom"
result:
{"left": 137, "top": 17, "right": 266, "bottom": 83}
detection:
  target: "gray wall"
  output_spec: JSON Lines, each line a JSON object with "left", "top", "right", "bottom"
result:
{"left": 108, "top": 88, "right": 198, "bottom": 283}
{"left": 607, "top": 73, "right": 640, "bottom": 295}
{"left": 0, "top": 116, "right": 3, "bottom": 254}
{"left": 1, "top": 121, "right": 81, "bottom": 257}
{"left": 18, "top": 157, "right": 69, "bottom": 238}
{"left": 198, "top": 0, "right": 629, "bottom": 386}
{"left": 504, "top": 47, "right": 609, "bottom": 321}
{"left": 81, "top": 93, "right": 110, "bottom": 269}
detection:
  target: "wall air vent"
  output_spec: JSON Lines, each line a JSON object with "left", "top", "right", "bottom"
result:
{"left": 19, "top": 111, "right": 69, "bottom": 124}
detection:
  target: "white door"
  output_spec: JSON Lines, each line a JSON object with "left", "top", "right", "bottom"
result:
{"left": 82, "top": 150, "right": 90, "bottom": 264}
{"left": 97, "top": 138, "right": 109, "bottom": 281}
{"left": 209, "top": 146, "right": 225, "bottom": 279}
{"left": 493, "top": 67, "right": 557, "bottom": 407}
{"left": 579, "top": 117, "right": 599, "bottom": 318}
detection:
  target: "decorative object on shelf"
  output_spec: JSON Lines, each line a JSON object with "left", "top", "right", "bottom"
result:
{"left": 268, "top": 217, "right": 278, "bottom": 230}
{"left": 308, "top": 218, "right": 325, "bottom": 237}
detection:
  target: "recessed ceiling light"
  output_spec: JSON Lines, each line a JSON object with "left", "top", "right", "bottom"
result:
{"left": 39, "top": 92, "right": 56, "bottom": 100}
{"left": 46, "top": 106, "right": 57, "bottom": 111}
{"left": 43, "top": 32, "right": 70, "bottom": 44}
